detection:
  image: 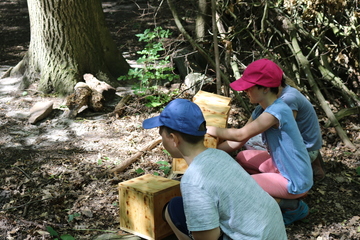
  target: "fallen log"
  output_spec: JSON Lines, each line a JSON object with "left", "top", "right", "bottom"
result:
{"left": 83, "top": 73, "right": 116, "bottom": 101}
{"left": 110, "top": 137, "right": 162, "bottom": 174}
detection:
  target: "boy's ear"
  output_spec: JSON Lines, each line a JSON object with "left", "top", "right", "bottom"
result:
{"left": 170, "top": 132, "right": 180, "bottom": 147}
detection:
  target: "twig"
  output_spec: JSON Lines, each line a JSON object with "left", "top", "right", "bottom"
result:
{"left": 73, "top": 229, "right": 118, "bottom": 233}
{"left": 13, "top": 166, "right": 35, "bottom": 183}
{"left": 109, "top": 137, "right": 162, "bottom": 173}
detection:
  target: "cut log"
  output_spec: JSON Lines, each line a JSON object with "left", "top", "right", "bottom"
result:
{"left": 65, "top": 82, "right": 92, "bottom": 118}
{"left": 110, "top": 137, "right": 162, "bottom": 173}
{"left": 89, "top": 90, "right": 104, "bottom": 112}
{"left": 83, "top": 73, "right": 116, "bottom": 101}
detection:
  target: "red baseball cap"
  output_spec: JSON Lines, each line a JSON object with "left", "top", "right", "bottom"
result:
{"left": 230, "top": 59, "right": 283, "bottom": 91}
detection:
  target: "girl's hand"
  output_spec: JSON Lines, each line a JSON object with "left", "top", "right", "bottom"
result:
{"left": 206, "top": 126, "right": 218, "bottom": 137}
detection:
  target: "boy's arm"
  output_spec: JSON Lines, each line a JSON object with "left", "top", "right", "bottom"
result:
{"left": 192, "top": 227, "right": 221, "bottom": 240}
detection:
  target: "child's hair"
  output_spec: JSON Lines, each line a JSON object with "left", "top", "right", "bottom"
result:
{"left": 281, "top": 76, "right": 286, "bottom": 87}
{"left": 160, "top": 123, "right": 206, "bottom": 144}
{"left": 256, "top": 85, "right": 280, "bottom": 95}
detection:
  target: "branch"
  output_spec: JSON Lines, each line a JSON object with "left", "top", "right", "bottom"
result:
{"left": 324, "top": 106, "right": 360, "bottom": 128}
{"left": 166, "top": 0, "right": 251, "bottom": 114}
{"left": 211, "top": 0, "right": 221, "bottom": 94}
{"left": 279, "top": 16, "right": 355, "bottom": 149}
{"left": 109, "top": 137, "right": 162, "bottom": 173}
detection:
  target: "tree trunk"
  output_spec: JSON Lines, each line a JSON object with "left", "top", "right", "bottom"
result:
{"left": 195, "top": 0, "right": 211, "bottom": 42}
{"left": 9, "top": 0, "right": 130, "bottom": 95}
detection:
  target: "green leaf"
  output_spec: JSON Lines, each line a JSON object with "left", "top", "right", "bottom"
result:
{"left": 135, "top": 168, "right": 145, "bottom": 174}
{"left": 356, "top": 166, "right": 360, "bottom": 176}
{"left": 157, "top": 161, "right": 169, "bottom": 165}
{"left": 162, "top": 149, "right": 170, "bottom": 156}
{"left": 60, "top": 234, "right": 76, "bottom": 240}
{"left": 68, "top": 212, "right": 81, "bottom": 222}
{"left": 159, "top": 166, "right": 170, "bottom": 175}
{"left": 46, "top": 226, "right": 59, "bottom": 237}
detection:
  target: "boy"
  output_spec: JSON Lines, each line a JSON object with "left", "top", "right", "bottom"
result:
{"left": 143, "top": 98, "right": 287, "bottom": 240}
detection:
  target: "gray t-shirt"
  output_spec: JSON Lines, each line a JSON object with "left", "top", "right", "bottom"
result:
{"left": 280, "top": 85, "right": 322, "bottom": 151}
{"left": 181, "top": 148, "right": 287, "bottom": 240}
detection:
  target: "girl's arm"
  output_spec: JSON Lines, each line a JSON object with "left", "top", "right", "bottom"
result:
{"left": 207, "top": 112, "right": 278, "bottom": 143}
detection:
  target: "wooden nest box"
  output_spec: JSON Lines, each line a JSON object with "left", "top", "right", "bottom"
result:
{"left": 118, "top": 174, "right": 181, "bottom": 240}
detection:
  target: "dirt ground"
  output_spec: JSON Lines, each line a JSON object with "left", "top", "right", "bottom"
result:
{"left": 1, "top": 1, "right": 360, "bottom": 240}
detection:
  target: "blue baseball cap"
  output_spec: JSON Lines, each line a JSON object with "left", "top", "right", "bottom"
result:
{"left": 142, "top": 99, "right": 207, "bottom": 136}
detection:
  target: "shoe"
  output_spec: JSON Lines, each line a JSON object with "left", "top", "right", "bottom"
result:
{"left": 282, "top": 200, "right": 309, "bottom": 225}
{"left": 312, "top": 152, "right": 325, "bottom": 182}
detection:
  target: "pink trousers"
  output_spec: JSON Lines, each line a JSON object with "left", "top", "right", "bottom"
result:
{"left": 236, "top": 150, "right": 308, "bottom": 199}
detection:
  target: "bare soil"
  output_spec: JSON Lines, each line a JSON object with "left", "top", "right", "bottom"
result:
{"left": 1, "top": 1, "right": 360, "bottom": 240}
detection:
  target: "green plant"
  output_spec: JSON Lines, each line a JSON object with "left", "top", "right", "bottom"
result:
{"left": 162, "top": 149, "right": 171, "bottom": 156}
{"left": 118, "top": 27, "right": 179, "bottom": 93}
{"left": 46, "top": 226, "right": 75, "bottom": 240}
{"left": 155, "top": 160, "right": 171, "bottom": 175}
{"left": 144, "top": 93, "right": 172, "bottom": 108}
{"left": 68, "top": 212, "right": 81, "bottom": 222}
{"left": 135, "top": 168, "right": 145, "bottom": 174}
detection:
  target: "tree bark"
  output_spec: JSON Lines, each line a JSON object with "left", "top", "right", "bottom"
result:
{"left": 195, "top": 0, "right": 211, "bottom": 42}
{"left": 211, "top": 0, "right": 221, "bottom": 94}
{"left": 9, "top": 0, "right": 130, "bottom": 95}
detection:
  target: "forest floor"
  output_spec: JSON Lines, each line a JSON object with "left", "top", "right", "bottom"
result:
{"left": 1, "top": 0, "right": 360, "bottom": 240}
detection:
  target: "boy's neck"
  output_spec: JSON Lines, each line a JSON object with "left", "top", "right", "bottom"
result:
{"left": 181, "top": 143, "right": 208, "bottom": 166}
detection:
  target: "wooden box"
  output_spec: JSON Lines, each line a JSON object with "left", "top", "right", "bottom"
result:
{"left": 172, "top": 134, "right": 218, "bottom": 174}
{"left": 171, "top": 91, "right": 232, "bottom": 174}
{"left": 118, "top": 174, "right": 181, "bottom": 240}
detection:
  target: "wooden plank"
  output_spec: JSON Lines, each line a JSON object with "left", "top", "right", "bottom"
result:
{"left": 198, "top": 104, "right": 231, "bottom": 116}
{"left": 193, "top": 90, "right": 232, "bottom": 107}
{"left": 202, "top": 111, "right": 230, "bottom": 128}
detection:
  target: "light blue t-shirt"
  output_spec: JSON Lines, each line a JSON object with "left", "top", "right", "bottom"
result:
{"left": 280, "top": 85, "right": 322, "bottom": 151}
{"left": 181, "top": 148, "right": 287, "bottom": 240}
{"left": 252, "top": 99, "right": 313, "bottom": 194}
